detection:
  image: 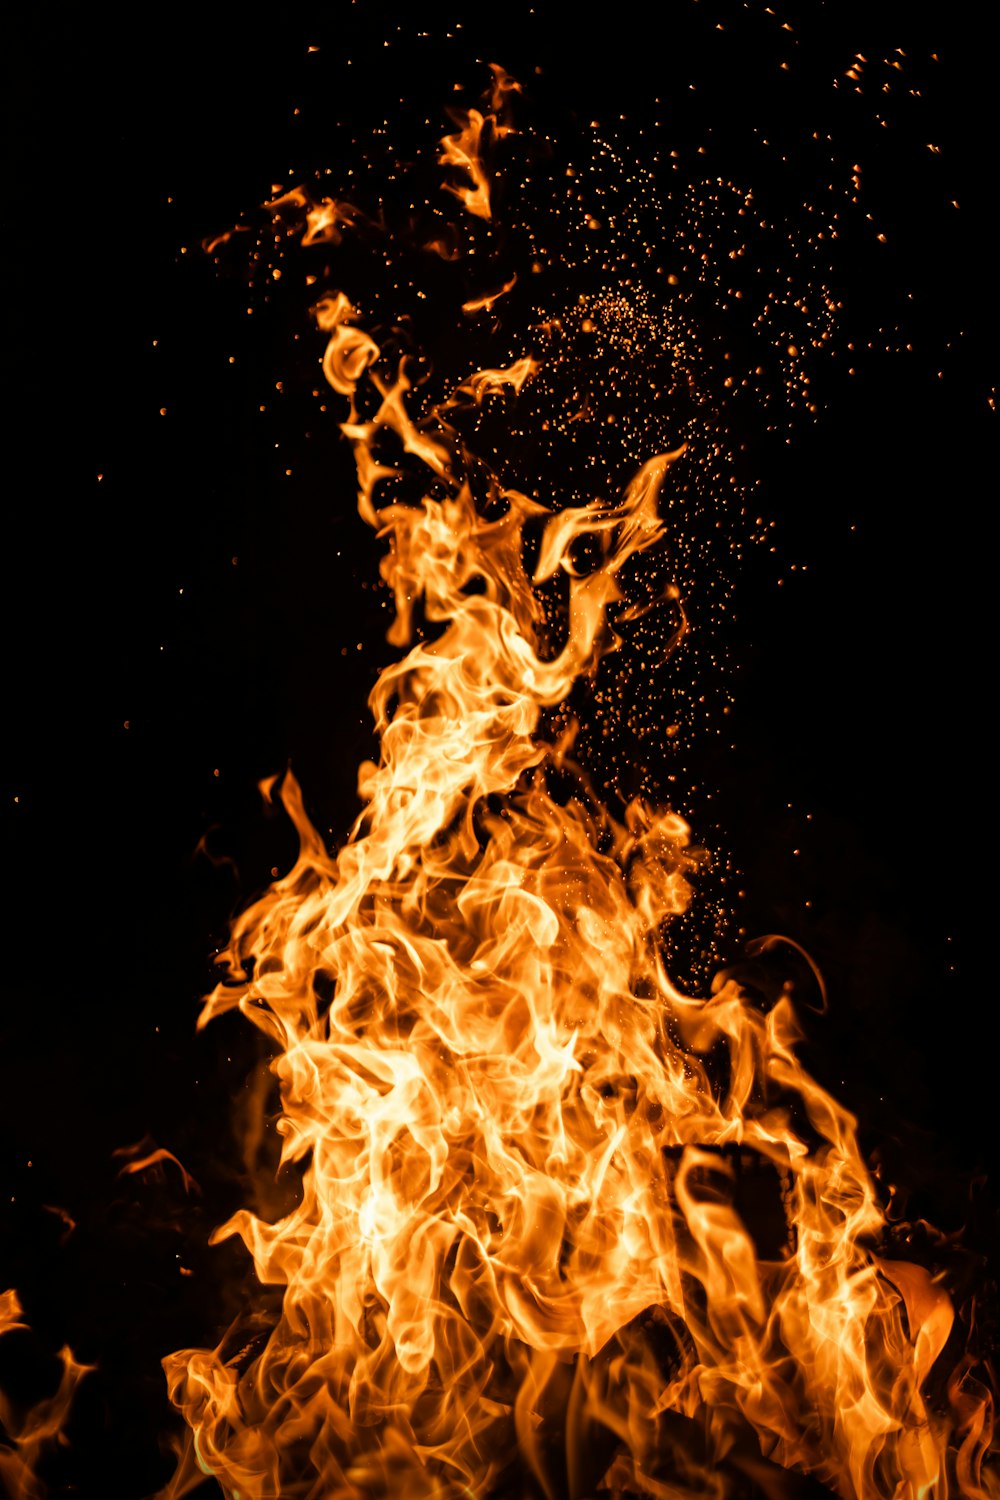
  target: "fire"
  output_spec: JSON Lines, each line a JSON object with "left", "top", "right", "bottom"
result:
{"left": 156, "top": 69, "right": 997, "bottom": 1500}
{"left": 264, "top": 187, "right": 366, "bottom": 248}
{"left": 438, "top": 63, "right": 521, "bottom": 221}
{"left": 462, "top": 273, "right": 518, "bottom": 317}
{"left": 0, "top": 1290, "right": 93, "bottom": 1499}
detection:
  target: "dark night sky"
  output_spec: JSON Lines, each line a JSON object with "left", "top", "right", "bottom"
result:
{"left": 1, "top": 5, "right": 994, "bottom": 1496}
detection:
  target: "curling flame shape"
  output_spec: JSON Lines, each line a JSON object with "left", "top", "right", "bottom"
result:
{"left": 0, "top": 1291, "right": 93, "bottom": 1500}
{"left": 438, "top": 63, "right": 521, "bottom": 221}
{"left": 163, "top": 77, "right": 996, "bottom": 1500}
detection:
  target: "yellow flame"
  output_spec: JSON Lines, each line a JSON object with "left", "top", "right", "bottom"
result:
{"left": 160, "top": 64, "right": 996, "bottom": 1500}
{"left": 159, "top": 272, "right": 994, "bottom": 1498}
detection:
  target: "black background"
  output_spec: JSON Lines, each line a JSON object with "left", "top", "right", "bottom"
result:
{"left": 1, "top": 4, "right": 994, "bottom": 1495}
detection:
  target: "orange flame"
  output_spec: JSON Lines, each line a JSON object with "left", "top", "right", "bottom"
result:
{"left": 0, "top": 1290, "right": 92, "bottom": 1500}
{"left": 462, "top": 273, "right": 518, "bottom": 316}
{"left": 438, "top": 63, "right": 521, "bottom": 221}
{"left": 159, "top": 269, "right": 997, "bottom": 1497}
{"left": 266, "top": 186, "right": 366, "bottom": 247}
{"left": 160, "top": 66, "right": 996, "bottom": 1500}
{"left": 114, "top": 1138, "right": 202, "bottom": 1196}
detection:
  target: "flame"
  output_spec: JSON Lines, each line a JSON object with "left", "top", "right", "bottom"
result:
{"left": 114, "top": 1137, "right": 202, "bottom": 1196}
{"left": 265, "top": 186, "right": 366, "bottom": 247}
{"left": 0, "top": 1290, "right": 92, "bottom": 1499}
{"left": 462, "top": 273, "right": 518, "bottom": 316}
{"left": 438, "top": 64, "right": 521, "bottom": 221}
{"left": 161, "top": 70, "right": 997, "bottom": 1500}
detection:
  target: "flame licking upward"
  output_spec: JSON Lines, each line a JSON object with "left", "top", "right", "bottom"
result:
{"left": 0, "top": 1291, "right": 93, "bottom": 1500}
{"left": 438, "top": 63, "right": 522, "bottom": 221}
{"left": 163, "top": 70, "right": 996, "bottom": 1500}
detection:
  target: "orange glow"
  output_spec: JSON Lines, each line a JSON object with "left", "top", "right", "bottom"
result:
{"left": 462, "top": 273, "right": 518, "bottom": 315}
{"left": 265, "top": 186, "right": 365, "bottom": 247}
{"left": 114, "top": 1139, "right": 202, "bottom": 1196}
{"left": 158, "top": 279, "right": 996, "bottom": 1497}
{"left": 438, "top": 63, "right": 521, "bottom": 220}
{"left": 157, "top": 66, "right": 997, "bottom": 1500}
{"left": 0, "top": 1291, "right": 92, "bottom": 1499}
